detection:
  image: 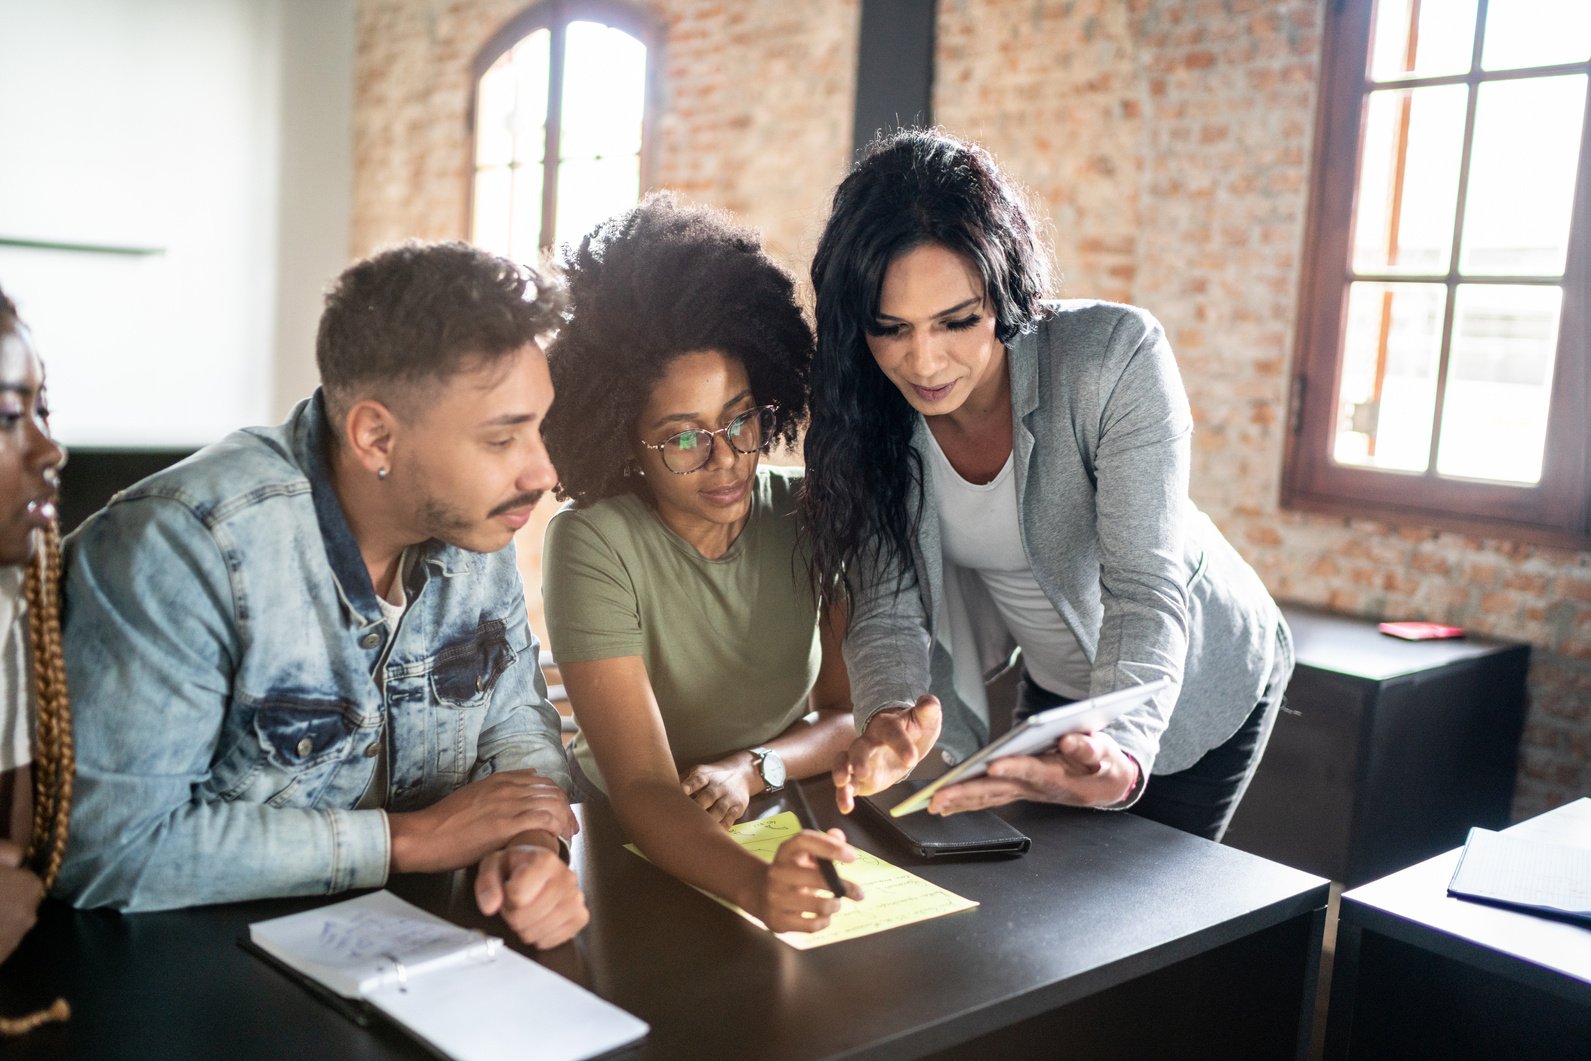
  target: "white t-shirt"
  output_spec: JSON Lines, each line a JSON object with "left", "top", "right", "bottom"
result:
{"left": 0, "top": 567, "right": 31, "bottom": 772}
{"left": 927, "top": 429, "right": 1093, "bottom": 699}
{"left": 357, "top": 548, "right": 412, "bottom": 810}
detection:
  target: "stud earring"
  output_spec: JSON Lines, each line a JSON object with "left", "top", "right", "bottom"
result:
{"left": 377, "top": 467, "right": 389, "bottom": 481}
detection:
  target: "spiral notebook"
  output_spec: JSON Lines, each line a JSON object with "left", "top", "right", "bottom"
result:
{"left": 247, "top": 890, "right": 648, "bottom": 1060}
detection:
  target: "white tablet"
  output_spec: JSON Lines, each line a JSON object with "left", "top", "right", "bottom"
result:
{"left": 889, "top": 676, "right": 1173, "bottom": 817}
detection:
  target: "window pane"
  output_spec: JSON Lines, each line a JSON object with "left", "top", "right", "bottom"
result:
{"left": 1370, "top": 0, "right": 1477, "bottom": 82}
{"left": 510, "top": 29, "right": 551, "bottom": 164}
{"left": 1435, "top": 284, "right": 1563, "bottom": 484}
{"left": 509, "top": 162, "right": 545, "bottom": 262}
{"left": 472, "top": 166, "right": 512, "bottom": 257}
{"left": 475, "top": 55, "right": 516, "bottom": 167}
{"left": 1352, "top": 86, "right": 1468, "bottom": 275}
{"left": 559, "top": 21, "right": 647, "bottom": 161}
{"left": 554, "top": 155, "right": 641, "bottom": 248}
{"left": 1333, "top": 282, "right": 1447, "bottom": 472}
{"left": 1460, "top": 75, "right": 1587, "bottom": 276}
{"left": 1482, "top": 0, "right": 1591, "bottom": 72}
{"left": 474, "top": 28, "right": 549, "bottom": 260}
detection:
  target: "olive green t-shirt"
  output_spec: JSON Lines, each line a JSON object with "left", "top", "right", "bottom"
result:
{"left": 543, "top": 466, "right": 820, "bottom": 794}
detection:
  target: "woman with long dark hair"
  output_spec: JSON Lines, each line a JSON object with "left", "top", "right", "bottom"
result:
{"left": 805, "top": 130, "right": 1290, "bottom": 841}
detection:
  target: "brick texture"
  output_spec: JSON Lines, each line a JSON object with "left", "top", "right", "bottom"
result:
{"left": 353, "top": 0, "right": 858, "bottom": 274}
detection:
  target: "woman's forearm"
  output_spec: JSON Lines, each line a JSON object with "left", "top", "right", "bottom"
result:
{"left": 752, "top": 707, "right": 855, "bottom": 783}
{"left": 609, "top": 777, "right": 768, "bottom": 913}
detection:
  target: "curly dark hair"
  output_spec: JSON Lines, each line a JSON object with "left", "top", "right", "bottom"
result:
{"left": 316, "top": 240, "right": 565, "bottom": 428}
{"left": 543, "top": 192, "right": 813, "bottom": 506}
{"left": 804, "top": 128, "right": 1053, "bottom": 598}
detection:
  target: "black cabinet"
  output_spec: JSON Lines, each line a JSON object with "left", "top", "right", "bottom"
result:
{"left": 1324, "top": 799, "right": 1591, "bottom": 1060}
{"left": 1224, "top": 604, "right": 1530, "bottom": 885}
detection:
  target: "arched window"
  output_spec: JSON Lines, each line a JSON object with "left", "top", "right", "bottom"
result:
{"left": 469, "top": 1, "right": 657, "bottom": 259}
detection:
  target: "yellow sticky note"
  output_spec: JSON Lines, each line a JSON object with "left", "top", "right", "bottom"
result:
{"left": 626, "top": 812, "right": 978, "bottom": 949}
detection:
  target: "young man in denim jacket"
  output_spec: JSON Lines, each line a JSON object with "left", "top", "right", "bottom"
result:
{"left": 55, "top": 243, "right": 587, "bottom": 948}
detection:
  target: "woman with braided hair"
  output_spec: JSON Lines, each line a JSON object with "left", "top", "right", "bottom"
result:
{"left": 0, "top": 285, "right": 72, "bottom": 1036}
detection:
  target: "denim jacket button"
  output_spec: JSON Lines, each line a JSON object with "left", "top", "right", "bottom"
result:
{"left": 360, "top": 632, "right": 381, "bottom": 649}
{"left": 296, "top": 737, "right": 314, "bottom": 757}
{"left": 364, "top": 741, "right": 381, "bottom": 758}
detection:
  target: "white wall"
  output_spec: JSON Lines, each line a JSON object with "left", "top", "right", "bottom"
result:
{"left": 0, "top": 0, "right": 353, "bottom": 448}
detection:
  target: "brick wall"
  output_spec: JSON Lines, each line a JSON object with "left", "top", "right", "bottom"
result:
{"left": 936, "top": 0, "right": 1588, "bottom": 818}
{"left": 351, "top": 0, "right": 1587, "bottom": 816}
{"left": 353, "top": 0, "right": 858, "bottom": 273}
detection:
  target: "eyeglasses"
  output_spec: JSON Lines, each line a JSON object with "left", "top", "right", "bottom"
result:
{"left": 639, "top": 404, "right": 779, "bottom": 475}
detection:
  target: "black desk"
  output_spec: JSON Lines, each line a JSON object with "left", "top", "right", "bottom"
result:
{"left": 1, "top": 786, "right": 1328, "bottom": 1060}
{"left": 1325, "top": 797, "right": 1591, "bottom": 1060}
{"left": 1225, "top": 604, "right": 1530, "bottom": 885}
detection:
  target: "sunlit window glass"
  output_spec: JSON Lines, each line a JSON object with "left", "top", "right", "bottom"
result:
{"left": 1480, "top": 0, "right": 1591, "bottom": 72}
{"left": 1369, "top": 0, "right": 1477, "bottom": 81}
{"left": 1352, "top": 86, "right": 1467, "bottom": 276}
{"left": 1333, "top": 282, "right": 1446, "bottom": 473}
{"left": 471, "top": 11, "right": 649, "bottom": 260}
{"left": 1329, "top": 1, "right": 1586, "bottom": 488}
{"left": 555, "top": 22, "right": 645, "bottom": 244}
{"left": 1435, "top": 285, "right": 1563, "bottom": 484}
{"left": 1459, "top": 75, "right": 1587, "bottom": 277}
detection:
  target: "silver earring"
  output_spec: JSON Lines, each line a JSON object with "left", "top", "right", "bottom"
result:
{"left": 377, "top": 467, "right": 389, "bottom": 480}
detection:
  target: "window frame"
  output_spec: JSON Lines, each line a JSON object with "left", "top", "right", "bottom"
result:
{"left": 465, "top": 0, "right": 661, "bottom": 255}
{"left": 1284, "top": 0, "right": 1591, "bottom": 547}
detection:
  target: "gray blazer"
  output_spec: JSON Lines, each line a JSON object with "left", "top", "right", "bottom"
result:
{"left": 843, "top": 300, "right": 1283, "bottom": 779}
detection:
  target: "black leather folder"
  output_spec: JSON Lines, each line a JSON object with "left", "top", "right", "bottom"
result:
{"left": 857, "top": 780, "right": 1031, "bottom": 859}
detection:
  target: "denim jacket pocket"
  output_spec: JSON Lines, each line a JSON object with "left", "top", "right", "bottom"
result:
{"left": 429, "top": 619, "right": 515, "bottom": 778}
{"left": 429, "top": 619, "right": 515, "bottom": 708}
{"left": 222, "top": 695, "right": 363, "bottom": 807}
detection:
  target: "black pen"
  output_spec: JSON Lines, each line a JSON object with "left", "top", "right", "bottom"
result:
{"left": 787, "top": 781, "right": 848, "bottom": 898}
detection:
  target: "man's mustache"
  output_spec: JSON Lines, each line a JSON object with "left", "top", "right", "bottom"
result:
{"left": 489, "top": 491, "right": 544, "bottom": 517}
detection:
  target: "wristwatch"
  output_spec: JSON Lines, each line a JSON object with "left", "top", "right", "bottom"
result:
{"left": 749, "top": 747, "right": 786, "bottom": 793}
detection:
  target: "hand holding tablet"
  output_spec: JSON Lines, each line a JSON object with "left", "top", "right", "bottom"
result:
{"left": 889, "top": 677, "right": 1173, "bottom": 817}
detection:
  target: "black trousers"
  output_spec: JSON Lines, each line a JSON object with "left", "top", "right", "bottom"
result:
{"left": 1013, "top": 621, "right": 1294, "bottom": 843}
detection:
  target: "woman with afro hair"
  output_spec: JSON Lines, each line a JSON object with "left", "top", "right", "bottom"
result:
{"left": 541, "top": 194, "right": 862, "bottom": 933}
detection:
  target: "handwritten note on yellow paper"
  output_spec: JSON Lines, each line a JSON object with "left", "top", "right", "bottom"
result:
{"left": 626, "top": 812, "right": 977, "bottom": 949}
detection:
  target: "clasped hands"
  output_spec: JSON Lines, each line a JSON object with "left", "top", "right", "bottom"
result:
{"left": 388, "top": 768, "right": 588, "bottom": 949}
{"left": 830, "top": 694, "right": 1139, "bottom": 815}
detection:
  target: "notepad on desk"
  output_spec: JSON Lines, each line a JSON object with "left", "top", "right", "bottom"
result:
{"left": 1447, "top": 827, "right": 1591, "bottom": 924}
{"left": 247, "top": 890, "right": 648, "bottom": 1061}
{"left": 627, "top": 811, "right": 978, "bottom": 949}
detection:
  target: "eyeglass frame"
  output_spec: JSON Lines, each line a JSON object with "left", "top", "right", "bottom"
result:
{"left": 636, "top": 402, "right": 781, "bottom": 475}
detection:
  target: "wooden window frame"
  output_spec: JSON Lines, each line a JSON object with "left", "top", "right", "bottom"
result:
{"left": 465, "top": 0, "right": 661, "bottom": 254}
{"left": 1284, "top": 0, "right": 1591, "bottom": 547}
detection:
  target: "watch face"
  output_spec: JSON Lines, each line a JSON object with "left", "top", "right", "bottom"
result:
{"left": 760, "top": 750, "right": 787, "bottom": 789}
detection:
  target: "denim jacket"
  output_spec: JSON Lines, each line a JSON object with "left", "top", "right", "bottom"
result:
{"left": 56, "top": 392, "right": 567, "bottom": 911}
